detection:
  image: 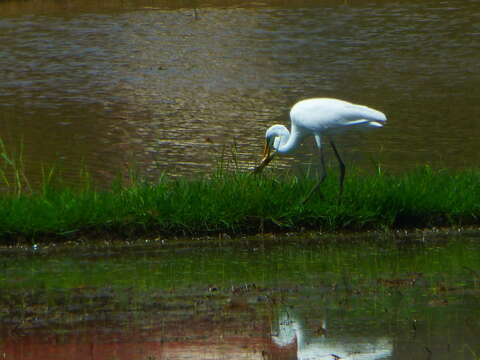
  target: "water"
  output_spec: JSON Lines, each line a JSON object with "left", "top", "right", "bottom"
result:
{"left": 1, "top": 0, "right": 479, "bottom": 186}
{"left": 1, "top": 234, "right": 479, "bottom": 359}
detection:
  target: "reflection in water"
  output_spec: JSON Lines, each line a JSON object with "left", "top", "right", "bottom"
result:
{"left": 0, "top": 0, "right": 479, "bottom": 186}
{"left": 0, "top": 301, "right": 285, "bottom": 360}
{"left": 1, "top": 308, "right": 393, "bottom": 360}
{"left": 3, "top": 333, "right": 285, "bottom": 360}
{"left": 1, "top": 237, "right": 480, "bottom": 359}
{"left": 273, "top": 311, "right": 392, "bottom": 360}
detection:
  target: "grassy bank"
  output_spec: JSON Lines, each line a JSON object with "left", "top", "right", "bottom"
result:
{"left": 0, "top": 165, "right": 479, "bottom": 242}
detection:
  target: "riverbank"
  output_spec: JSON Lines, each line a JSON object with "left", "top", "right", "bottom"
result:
{"left": 0, "top": 166, "right": 479, "bottom": 243}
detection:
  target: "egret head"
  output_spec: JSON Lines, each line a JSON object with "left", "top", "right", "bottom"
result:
{"left": 253, "top": 125, "right": 289, "bottom": 174}
{"left": 265, "top": 124, "right": 289, "bottom": 152}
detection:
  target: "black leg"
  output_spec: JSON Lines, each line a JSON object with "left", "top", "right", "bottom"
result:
{"left": 302, "top": 145, "right": 327, "bottom": 204}
{"left": 329, "top": 140, "right": 345, "bottom": 198}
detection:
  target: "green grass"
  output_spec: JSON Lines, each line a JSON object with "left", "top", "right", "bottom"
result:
{"left": 0, "top": 164, "right": 479, "bottom": 242}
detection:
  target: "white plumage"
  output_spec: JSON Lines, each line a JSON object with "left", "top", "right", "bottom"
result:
{"left": 254, "top": 98, "right": 387, "bottom": 200}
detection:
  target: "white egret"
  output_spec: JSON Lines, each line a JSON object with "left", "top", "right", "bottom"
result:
{"left": 253, "top": 98, "right": 387, "bottom": 201}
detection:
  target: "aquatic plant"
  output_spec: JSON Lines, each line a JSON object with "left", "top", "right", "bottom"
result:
{"left": 0, "top": 164, "right": 478, "bottom": 242}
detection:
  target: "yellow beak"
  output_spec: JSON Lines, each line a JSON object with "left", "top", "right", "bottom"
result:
{"left": 262, "top": 139, "right": 271, "bottom": 161}
{"left": 253, "top": 140, "right": 275, "bottom": 174}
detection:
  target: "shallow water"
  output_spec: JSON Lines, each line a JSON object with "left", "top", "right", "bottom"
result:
{"left": 1, "top": 0, "right": 479, "bottom": 186}
{"left": 1, "top": 234, "right": 479, "bottom": 359}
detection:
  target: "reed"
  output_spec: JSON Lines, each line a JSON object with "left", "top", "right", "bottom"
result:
{"left": 0, "top": 163, "right": 479, "bottom": 242}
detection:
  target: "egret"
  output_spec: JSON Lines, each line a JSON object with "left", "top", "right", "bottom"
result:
{"left": 253, "top": 98, "right": 387, "bottom": 201}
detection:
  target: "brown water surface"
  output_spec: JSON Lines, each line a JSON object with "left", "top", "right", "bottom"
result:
{"left": 0, "top": 0, "right": 479, "bottom": 186}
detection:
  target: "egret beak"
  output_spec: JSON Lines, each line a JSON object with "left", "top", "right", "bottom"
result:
{"left": 253, "top": 140, "right": 275, "bottom": 174}
{"left": 262, "top": 139, "right": 271, "bottom": 159}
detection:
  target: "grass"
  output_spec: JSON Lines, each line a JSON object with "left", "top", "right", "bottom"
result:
{"left": 0, "top": 159, "right": 479, "bottom": 242}
{"left": 0, "top": 137, "right": 479, "bottom": 242}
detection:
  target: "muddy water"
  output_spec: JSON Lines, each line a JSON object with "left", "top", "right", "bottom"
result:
{"left": 1, "top": 234, "right": 479, "bottom": 359}
{"left": 1, "top": 0, "right": 479, "bottom": 186}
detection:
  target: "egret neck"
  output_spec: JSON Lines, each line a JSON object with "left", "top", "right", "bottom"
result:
{"left": 267, "top": 123, "right": 304, "bottom": 155}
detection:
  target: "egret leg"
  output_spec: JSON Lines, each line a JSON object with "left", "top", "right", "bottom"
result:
{"left": 329, "top": 140, "right": 345, "bottom": 197}
{"left": 302, "top": 145, "right": 327, "bottom": 204}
